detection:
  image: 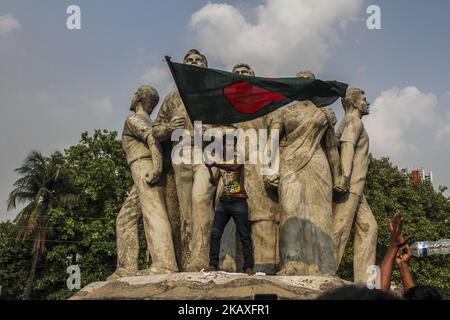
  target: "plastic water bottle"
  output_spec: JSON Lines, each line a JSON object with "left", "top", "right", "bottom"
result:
{"left": 410, "top": 239, "right": 450, "bottom": 257}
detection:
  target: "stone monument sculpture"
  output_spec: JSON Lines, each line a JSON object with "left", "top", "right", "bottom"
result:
{"left": 105, "top": 58, "right": 377, "bottom": 286}
{"left": 108, "top": 85, "right": 178, "bottom": 280}
{"left": 263, "top": 71, "right": 342, "bottom": 276}
{"left": 79, "top": 55, "right": 384, "bottom": 302}
{"left": 153, "top": 49, "right": 215, "bottom": 272}
{"left": 333, "top": 88, "right": 378, "bottom": 283}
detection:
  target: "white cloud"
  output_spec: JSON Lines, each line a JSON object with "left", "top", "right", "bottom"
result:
{"left": 0, "top": 14, "right": 20, "bottom": 35}
{"left": 89, "top": 96, "right": 113, "bottom": 114}
{"left": 190, "top": 0, "right": 362, "bottom": 76}
{"left": 140, "top": 64, "right": 176, "bottom": 118}
{"left": 435, "top": 111, "right": 450, "bottom": 142}
{"left": 141, "top": 64, "right": 175, "bottom": 94}
{"left": 365, "top": 86, "right": 437, "bottom": 160}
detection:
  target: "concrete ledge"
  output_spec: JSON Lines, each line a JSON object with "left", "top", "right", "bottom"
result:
{"left": 70, "top": 272, "right": 351, "bottom": 300}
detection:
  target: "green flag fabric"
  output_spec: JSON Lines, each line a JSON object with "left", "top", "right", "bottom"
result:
{"left": 165, "top": 57, "right": 348, "bottom": 124}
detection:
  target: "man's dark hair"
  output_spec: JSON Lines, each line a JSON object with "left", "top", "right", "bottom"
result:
{"left": 403, "top": 285, "right": 442, "bottom": 300}
{"left": 317, "top": 285, "right": 400, "bottom": 300}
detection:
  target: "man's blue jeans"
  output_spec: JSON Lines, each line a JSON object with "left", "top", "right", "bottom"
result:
{"left": 209, "top": 197, "right": 254, "bottom": 270}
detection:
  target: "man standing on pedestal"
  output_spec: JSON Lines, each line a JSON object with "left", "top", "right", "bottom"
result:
{"left": 333, "top": 88, "right": 378, "bottom": 284}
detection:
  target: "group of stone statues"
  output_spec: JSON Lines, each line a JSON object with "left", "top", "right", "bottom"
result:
{"left": 108, "top": 49, "right": 378, "bottom": 284}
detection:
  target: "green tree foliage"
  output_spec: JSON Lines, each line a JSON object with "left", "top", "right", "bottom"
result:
{"left": 0, "top": 222, "right": 32, "bottom": 299}
{"left": 36, "top": 130, "right": 136, "bottom": 299}
{"left": 337, "top": 155, "right": 450, "bottom": 298}
{"left": 1, "top": 132, "right": 448, "bottom": 299}
{"left": 7, "top": 150, "right": 78, "bottom": 299}
{"left": 31, "top": 130, "right": 148, "bottom": 299}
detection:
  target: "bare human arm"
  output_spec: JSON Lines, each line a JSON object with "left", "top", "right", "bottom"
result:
{"left": 380, "top": 214, "right": 410, "bottom": 292}
{"left": 396, "top": 245, "right": 416, "bottom": 291}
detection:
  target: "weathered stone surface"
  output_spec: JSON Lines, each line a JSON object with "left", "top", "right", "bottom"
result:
{"left": 70, "top": 272, "right": 351, "bottom": 300}
{"left": 333, "top": 88, "right": 378, "bottom": 284}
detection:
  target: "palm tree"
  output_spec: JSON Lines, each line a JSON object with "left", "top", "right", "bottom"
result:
{"left": 7, "top": 150, "right": 77, "bottom": 300}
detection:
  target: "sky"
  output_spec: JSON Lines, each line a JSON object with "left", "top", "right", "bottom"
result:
{"left": 1, "top": 0, "right": 449, "bottom": 220}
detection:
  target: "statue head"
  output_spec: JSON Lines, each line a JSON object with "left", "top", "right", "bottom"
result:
{"left": 296, "top": 70, "right": 315, "bottom": 79}
{"left": 130, "top": 85, "right": 159, "bottom": 114}
{"left": 341, "top": 88, "right": 370, "bottom": 116}
{"left": 232, "top": 63, "right": 255, "bottom": 76}
{"left": 183, "top": 49, "right": 208, "bottom": 68}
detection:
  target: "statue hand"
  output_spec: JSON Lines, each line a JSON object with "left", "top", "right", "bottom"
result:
{"left": 145, "top": 170, "right": 160, "bottom": 185}
{"left": 334, "top": 175, "right": 350, "bottom": 193}
{"left": 168, "top": 116, "right": 185, "bottom": 132}
{"left": 264, "top": 173, "right": 279, "bottom": 189}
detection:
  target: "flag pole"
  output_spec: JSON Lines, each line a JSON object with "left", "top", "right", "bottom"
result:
{"left": 164, "top": 55, "right": 188, "bottom": 109}
{"left": 164, "top": 56, "right": 178, "bottom": 89}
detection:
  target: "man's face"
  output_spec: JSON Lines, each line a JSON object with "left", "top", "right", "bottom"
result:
{"left": 233, "top": 66, "right": 252, "bottom": 76}
{"left": 355, "top": 92, "right": 370, "bottom": 115}
{"left": 184, "top": 53, "right": 207, "bottom": 68}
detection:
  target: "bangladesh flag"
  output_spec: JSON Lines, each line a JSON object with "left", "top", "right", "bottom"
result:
{"left": 165, "top": 56, "right": 348, "bottom": 125}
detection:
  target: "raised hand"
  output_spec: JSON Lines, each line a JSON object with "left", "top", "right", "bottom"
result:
{"left": 389, "top": 213, "right": 410, "bottom": 248}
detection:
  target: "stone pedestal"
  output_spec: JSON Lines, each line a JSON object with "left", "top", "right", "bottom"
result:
{"left": 70, "top": 272, "right": 351, "bottom": 300}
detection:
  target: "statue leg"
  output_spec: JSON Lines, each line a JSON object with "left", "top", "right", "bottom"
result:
{"left": 172, "top": 162, "right": 194, "bottom": 270}
{"left": 186, "top": 164, "right": 215, "bottom": 271}
{"left": 278, "top": 153, "right": 335, "bottom": 276}
{"left": 132, "top": 159, "right": 178, "bottom": 273}
{"left": 252, "top": 220, "right": 278, "bottom": 275}
{"left": 108, "top": 186, "right": 141, "bottom": 280}
{"left": 333, "top": 192, "right": 360, "bottom": 269}
{"left": 164, "top": 168, "right": 182, "bottom": 269}
{"left": 353, "top": 194, "right": 378, "bottom": 284}
{"left": 278, "top": 176, "right": 309, "bottom": 275}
